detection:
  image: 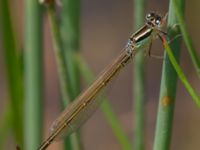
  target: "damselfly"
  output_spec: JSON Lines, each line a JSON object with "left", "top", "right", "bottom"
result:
{"left": 38, "top": 12, "right": 167, "bottom": 150}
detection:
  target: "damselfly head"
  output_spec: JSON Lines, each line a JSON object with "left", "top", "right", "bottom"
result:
{"left": 146, "top": 12, "right": 163, "bottom": 28}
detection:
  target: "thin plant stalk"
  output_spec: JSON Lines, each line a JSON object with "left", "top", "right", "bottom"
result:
{"left": 161, "top": 37, "right": 200, "bottom": 107}
{"left": 153, "top": 0, "right": 185, "bottom": 150}
{"left": 172, "top": 0, "right": 200, "bottom": 78}
{"left": 46, "top": 1, "right": 80, "bottom": 149}
{"left": 61, "top": 0, "right": 82, "bottom": 149}
{"left": 133, "top": 0, "right": 146, "bottom": 149}
{"left": 0, "top": 0, "right": 23, "bottom": 146}
{"left": 24, "top": 0, "right": 43, "bottom": 149}
{"left": 0, "top": 106, "right": 12, "bottom": 149}
{"left": 46, "top": 3, "right": 70, "bottom": 105}
{"left": 61, "top": 0, "right": 81, "bottom": 100}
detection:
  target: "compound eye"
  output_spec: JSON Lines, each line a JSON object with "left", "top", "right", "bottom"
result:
{"left": 155, "top": 17, "right": 161, "bottom": 25}
{"left": 146, "top": 12, "right": 156, "bottom": 22}
{"left": 146, "top": 13, "right": 152, "bottom": 18}
{"left": 146, "top": 13, "right": 154, "bottom": 19}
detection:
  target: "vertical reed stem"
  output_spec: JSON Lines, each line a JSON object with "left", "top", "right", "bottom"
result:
{"left": 61, "top": 0, "right": 82, "bottom": 149}
{"left": 24, "top": 0, "right": 43, "bottom": 149}
{"left": 153, "top": 0, "right": 185, "bottom": 149}
{"left": 0, "top": 0, "right": 23, "bottom": 146}
{"left": 133, "top": 0, "right": 146, "bottom": 149}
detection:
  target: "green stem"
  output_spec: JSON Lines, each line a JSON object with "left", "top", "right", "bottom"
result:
{"left": 47, "top": 4, "right": 70, "bottom": 105}
{"left": 162, "top": 38, "right": 200, "bottom": 107}
{"left": 0, "top": 0, "right": 23, "bottom": 146}
{"left": 61, "top": 0, "right": 82, "bottom": 149}
{"left": 61, "top": 0, "right": 81, "bottom": 100}
{"left": 24, "top": 0, "right": 43, "bottom": 149}
{"left": 153, "top": 0, "right": 185, "bottom": 150}
{"left": 46, "top": 2, "right": 80, "bottom": 149}
{"left": 133, "top": 0, "right": 146, "bottom": 150}
{"left": 0, "top": 106, "right": 12, "bottom": 149}
{"left": 172, "top": 0, "right": 200, "bottom": 78}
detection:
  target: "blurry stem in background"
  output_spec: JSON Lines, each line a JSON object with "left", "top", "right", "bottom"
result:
{"left": 161, "top": 36, "right": 200, "bottom": 107}
{"left": 0, "top": 106, "right": 12, "bottom": 149}
{"left": 61, "top": 0, "right": 82, "bottom": 149}
{"left": 24, "top": 0, "right": 43, "bottom": 149}
{"left": 0, "top": 0, "right": 23, "bottom": 146}
{"left": 172, "top": 0, "right": 200, "bottom": 78}
{"left": 133, "top": 0, "right": 146, "bottom": 150}
{"left": 153, "top": 0, "right": 184, "bottom": 150}
{"left": 61, "top": 0, "right": 81, "bottom": 100}
{"left": 47, "top": 4, "right": 70, "bottom": 105}
{"left": 46, "top": 1, "right": 81, "bottom": 149}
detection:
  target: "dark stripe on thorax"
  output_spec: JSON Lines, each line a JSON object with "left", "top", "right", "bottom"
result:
{"left": 130, "top": 24, "right": 153, "bottom": 43}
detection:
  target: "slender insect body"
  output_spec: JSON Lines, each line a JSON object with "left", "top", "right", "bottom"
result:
{"left": 38, "top": 12, "right": 166, "bottom": 150}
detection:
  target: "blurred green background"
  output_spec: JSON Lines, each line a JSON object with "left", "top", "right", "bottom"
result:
{"left": 0, "top": 0, "right": 200, "bottom": 150}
